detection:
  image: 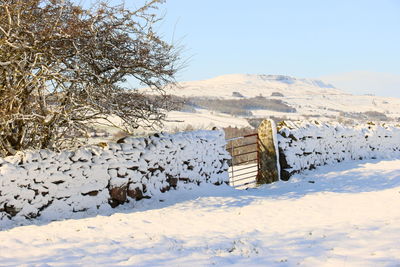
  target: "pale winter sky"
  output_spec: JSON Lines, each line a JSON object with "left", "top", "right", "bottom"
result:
{"left": 81, "top": 0, "right": 400, "bottom": 97}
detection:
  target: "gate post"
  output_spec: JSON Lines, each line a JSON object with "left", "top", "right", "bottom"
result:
{"left": 257, "top": 119, "right": 280, "bottom": 184}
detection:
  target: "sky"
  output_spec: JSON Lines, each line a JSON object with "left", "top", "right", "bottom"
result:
{"left": 83, "top": 0, "right": 400, "bottom": 97}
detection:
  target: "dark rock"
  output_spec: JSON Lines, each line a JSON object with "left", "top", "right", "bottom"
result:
{"left": 38, "top": 199, "right": 53, "bottom": 212}
{"left": 127, "top": 187, "right": 143, "bottom": 201}
{"left": 278, "top": 147, "right": 292, "bottom": 181}
{"left": 108, "top": 199, "right": 119, "bottom": 208}
{"left": 167, "top": 177, "right": 178, "bottom": 188}
{"left": 179, "top": 177, "right": 190, "bottom": 183}
{"left": 148, "top": 167, "right": 160, "bottom": 173}
{"left": 82, "top": 190, "right": 99, "bottom": 196}
{"left": 109, "top": 186, "right": 127, "bottom": 207}
{"left": 4, "top": 204, "right": 19, "bottom": 217}
{"left": 160, "top": 186, "right": 170, "bottom": 193}
{"left": 25, "top": 211, "right": 39, "bottom": 219}
{"left": 52, "top": 180, "right": 65, "bottom": 185}
{"left": 117, "top": 137, "right": 128, "bottom": 143}
{"left": 288, "top": 134, "right": 298, "bottom": 141}
{"left": 73, "top": 208, "right": 88, "bottom": 213}
{"left": 187, "top": 165, "right": 194, "bottom": 170}
{"left": 280, "top": 170, "right": 292, "bottom": 181}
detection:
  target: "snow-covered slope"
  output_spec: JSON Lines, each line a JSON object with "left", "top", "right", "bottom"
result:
{"left": 164, "top": 74, "right": 400, "bottom": 123}
{"left": 167, "top": 74, "right": 343, "bottom": 98}
{"left": 163, "top": 110, "right": 251, "bottom": 131}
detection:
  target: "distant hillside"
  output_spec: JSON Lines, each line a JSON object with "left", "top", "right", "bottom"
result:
{"left": 161, "top": 74, "right": 400, "bottom": 127}
{"left": 165, "top": 74, "right": 345, "bottom": 99}
{"left": 87, "top": 74, "right": 400, "bottom": 138}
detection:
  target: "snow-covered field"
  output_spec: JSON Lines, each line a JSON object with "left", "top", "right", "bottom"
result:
{"left": 164, "top": 109, "right": 251, "bottom": 131}
{"left": 1, "top": 159, "right": 400, "bottom": 266}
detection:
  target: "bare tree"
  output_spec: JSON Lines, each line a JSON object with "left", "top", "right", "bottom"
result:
{"left": 0, "top": 0, "right": 181, "bottom": 156}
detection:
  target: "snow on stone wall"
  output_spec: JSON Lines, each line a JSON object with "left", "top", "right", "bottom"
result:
{"left": 0, "top": 130, "right": 230, "bottom": 223}
{"left": 277, "top": 121, "right": 400, "bottom": 180}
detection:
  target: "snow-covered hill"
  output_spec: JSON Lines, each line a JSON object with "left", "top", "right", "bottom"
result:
{"left": 167, "top": 74, "right": 343, "bottom": 98}
{"left": 98, "top": 74, "right": 399, "bottom": 134}
{"left": 163, "top": 74, "right": 400, "bottom": 125}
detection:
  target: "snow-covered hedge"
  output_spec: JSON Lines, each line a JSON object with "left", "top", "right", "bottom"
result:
{"left": 277, "top": 121, "right": 400, "bottom": 180}
{"left": 0, "top": 130, "right": 229, "bottom": 222}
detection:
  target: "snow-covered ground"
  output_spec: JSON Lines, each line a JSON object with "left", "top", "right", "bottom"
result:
{"left": 1, "top": 159, "right": 400, "bottom": 266}
{"left": 163, "top": 109, "right": 251, "bottom": 131}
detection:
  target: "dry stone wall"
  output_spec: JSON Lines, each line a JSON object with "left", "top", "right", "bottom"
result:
{"left": 277, "top": 121, "right": 400, "bottom": 180}
{"left": 0, "top": 130, "right": 230, "bottom": 223}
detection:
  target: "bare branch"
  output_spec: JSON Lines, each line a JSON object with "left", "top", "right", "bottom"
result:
{"left": 0, "top": 0, "right": 182, "bottom": 156}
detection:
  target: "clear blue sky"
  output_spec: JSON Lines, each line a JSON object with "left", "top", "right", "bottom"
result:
{"left": 85, "top": 0, "right": 400, "bottom": 96}
{"left": 151, "top": 0, "right": 400, "bottom": 82}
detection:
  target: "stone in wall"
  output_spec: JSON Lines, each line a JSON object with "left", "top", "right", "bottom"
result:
{"left": 257, "top": 120, "right": 280, "bottom": 184}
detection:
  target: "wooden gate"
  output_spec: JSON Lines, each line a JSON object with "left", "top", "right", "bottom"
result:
{"left": 226, "top": 133, "right": 259, "bottom": 189}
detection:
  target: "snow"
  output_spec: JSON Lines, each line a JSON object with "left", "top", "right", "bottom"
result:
{"left": 162, "top": 74, "right": 400, "bottom": 122}
{"left": 1, "top": 158, "right": 399, "bottom": 266}
{"left": 278, "top": 121, "right": 400, "bottom": 176}
{"left": 0, "top": 130, "right": 230, "bottom": 223}
{"left": 163, "top": 109, "right": 252, "bottom": 130}
{"left": 94, "top": 74, "right": 400, "bottom": 136}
